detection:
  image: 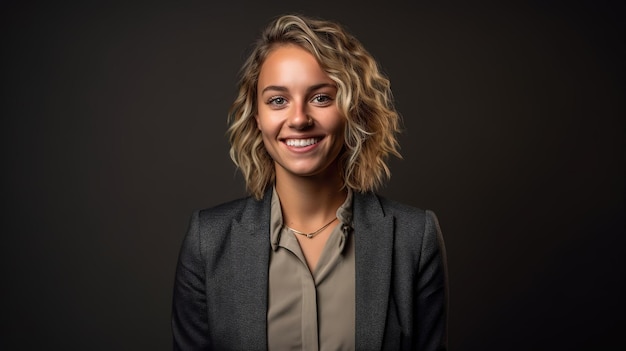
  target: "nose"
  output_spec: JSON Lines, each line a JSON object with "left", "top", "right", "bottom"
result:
{"left": 287, "top": 102, "right": 313, "bottom": 130}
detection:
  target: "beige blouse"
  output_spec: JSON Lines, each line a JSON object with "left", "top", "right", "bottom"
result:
{"left": 267, "top": 187, "right": 355, "bottom": 351}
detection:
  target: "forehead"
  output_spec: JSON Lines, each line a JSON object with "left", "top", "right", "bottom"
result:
{"left": 258, "top": 45, "right": 331, "bottom": 88}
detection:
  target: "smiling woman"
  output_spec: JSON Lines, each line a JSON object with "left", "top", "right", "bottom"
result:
{"left": 172, "top": 13, "right": 449, "bottom": 351}
{"left": 256, "top": 45, "right": 345, "bottom": 190}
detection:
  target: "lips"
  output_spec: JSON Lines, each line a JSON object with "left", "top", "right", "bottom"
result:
{"left": 284, "top": 137, "right": 321, "bottom": 147}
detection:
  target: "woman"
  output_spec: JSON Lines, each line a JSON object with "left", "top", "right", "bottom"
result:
{"left": 172, "top": 13, "right": 448, "bottom": 351}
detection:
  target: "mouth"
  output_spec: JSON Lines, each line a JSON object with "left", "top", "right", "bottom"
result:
{"left": 284, "top": 137, "right": 321, "bottom": 148}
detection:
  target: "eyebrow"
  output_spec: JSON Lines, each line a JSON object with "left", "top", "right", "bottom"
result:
{"left": 260, "top": 83, "right": 336, "bottom": 95}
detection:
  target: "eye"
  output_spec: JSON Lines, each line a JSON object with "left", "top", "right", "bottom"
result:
{"left": 311, "top": 94, "right": 333, "bottom": 106}
{"left": 267, "top": 96, "right": 287, "bottom": 106}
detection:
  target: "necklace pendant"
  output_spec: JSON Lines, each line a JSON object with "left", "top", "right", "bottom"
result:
{"left": 307, "top": 233, "right": 313, "bottom": 238}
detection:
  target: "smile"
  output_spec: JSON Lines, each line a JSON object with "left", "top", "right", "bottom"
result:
{"left": 285, "top": 138, "right": 320, "bottom": 147}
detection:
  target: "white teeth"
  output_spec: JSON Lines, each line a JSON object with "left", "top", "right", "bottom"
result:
{"left": 286, "top": 138, "right": 319, "bottom": 147}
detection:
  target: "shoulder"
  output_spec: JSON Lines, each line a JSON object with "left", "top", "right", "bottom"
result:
{"left": 196, "top": 196, "right": 256, "bottom": 224}
{"left": 369, "top": 193, "right": 447, "bottom": 272}
{"left": 357, "top": 192, "right": 437, "bottom": 224}
{"left": 382, "top": 195, "right": 439, "bottom": 226}
{"left": 189, "top": 191, "right": 271, "bottom": 235}
{"left": 377, "top": 194, "right": 425, "bottom": 216}
{"left": 359, "top": 192, "right": 443, "bottom": 243}
{"left": 182, "top": 193, "right": 270, "bottom": 259}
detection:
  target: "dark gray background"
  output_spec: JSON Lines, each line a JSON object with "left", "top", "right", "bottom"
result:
{"left": 1, "top": 0, "right": 624, "bottom": 350}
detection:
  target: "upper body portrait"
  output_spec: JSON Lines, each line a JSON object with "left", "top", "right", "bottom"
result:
{"left": 172, "top": 13, "right": 448, "bottom": 351}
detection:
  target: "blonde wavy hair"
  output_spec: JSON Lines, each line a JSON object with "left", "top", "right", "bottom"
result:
{"left": 227, "top": 13, "right": 402, "bottom": 200}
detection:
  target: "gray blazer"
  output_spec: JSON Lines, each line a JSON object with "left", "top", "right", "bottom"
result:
{"left": 172, "top": 189, "right": 448, "bottom": 350}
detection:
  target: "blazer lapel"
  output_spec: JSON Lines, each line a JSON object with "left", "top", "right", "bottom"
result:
{"left": 222, "top": 190, "right": 393, "bottom": 350}
{"left": 228, "top": 191, "right": 272, "bottom": 350}
{"left": 353, "top": 192, "right": 394, "bottom": 350}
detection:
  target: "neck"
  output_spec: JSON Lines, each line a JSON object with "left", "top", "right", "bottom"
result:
{"left": 275, "top": 168, "right": 347, "bottom": 232}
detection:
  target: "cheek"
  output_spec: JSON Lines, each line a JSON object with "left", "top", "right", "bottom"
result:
{"left": 332, "top": 118, "right": 346, "bottom": 139}
{"left": 254, "top": 110, "right": 263, "bottom": 131}
{"left": 335, "top": 122, "right": 347, "bottom": 152}
{"left": 257, "top": 121, "right": 276, "bottom": 149}
{"left": 255, "top": 114, "right": 268, "bottom": 135}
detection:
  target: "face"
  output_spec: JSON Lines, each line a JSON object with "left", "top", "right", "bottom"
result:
{"left": 256, "top": 44, "right": 344, "bottom": 181}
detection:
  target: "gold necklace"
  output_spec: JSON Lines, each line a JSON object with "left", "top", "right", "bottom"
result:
{"left": 284, "top": 217, "right": 338, "bottom": 239}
